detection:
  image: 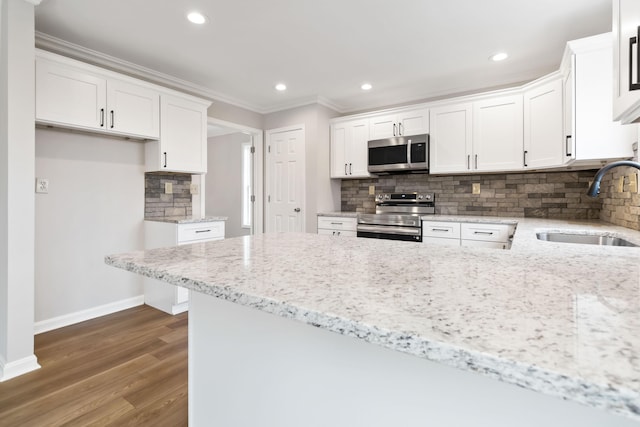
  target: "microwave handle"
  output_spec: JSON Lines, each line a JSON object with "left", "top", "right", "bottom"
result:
{"left": 406, "top": 139, "right": 412, "bottom": 167}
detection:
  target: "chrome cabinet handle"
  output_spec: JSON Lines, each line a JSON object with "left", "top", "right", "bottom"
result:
{"left": 475, "top": 154, "right": 478, "bottom": 169}
{"left": 344, "top": 163, "right": 348, "bottom": 175}
{"left": 163, "top": 152, "right": 167, "bottom": 168}
{"left": 467, "top": 154, "right": 471, "bottom": 170}
{"left": 349, "top": 163, "right": 352, "bottom": 175}
{"left": 473, "top": 231, "right": 494, "bottom": 235}
{"left": 294, "top": 208, "right": 301, "bottom": 212}
{"left": 630, "top": 26, "right": 640, "bottom": 91}
{"left": 110, "top": 110, "right": 114, "bottom": 129}
{"left": 565, "top": 135, "right": 572, "bottom": 157}
{"left": 393, "top": 123, "right": 397, "bottom": 136}
{"left": 523, "top": 150, "right": 528, "bottom": 167}
{"left": 330, "top": 222, "right": 343, "bottom": 225}
{"left": 195, "top": 229, "right": 211, "bottom": 233}
{"left": 398, "top": 122, "right": 403, "bottom": 135}
{"left": 431, "top": 228, "right": 450, "bottom": 232}
{"left": 100, "top": 108, "right": 105, "bottom": 127}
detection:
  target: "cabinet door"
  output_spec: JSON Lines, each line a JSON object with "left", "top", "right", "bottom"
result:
{"left": 35, "top": 57, "right": 106, "bottom": 131}
{"left": 563, "top": 64, "right": 576, "bottom": 164}
{"left": 346, "top": 120, "right": 370, "bottom": 177}
{"left": 369, "top": 114, "right": 398, "bottom": 139}
{"left": 156, "top": 94, "right": 207, "bottom": 173}
{"left": 429, "top": 103, "right": 472, "bottom": 174}
{"left": 523, "top": 78, "right": 563, "bottom": 169}
{"left": 398, "top": 108, "right": 429, "bottom": 136}
{"left": 613, "top": 0, "right": 640, "bottom": 123}
{"left": 107, "top": 79, "right": 160, "bottom": 139}
{"left": 473, "top": 95, "right": 524, "bottom": 172}
{"left": 574, "top": 41, "right": 636, "bottom": 161}
{"left": 330, "top": 124, "right": 348, "bottom": 178}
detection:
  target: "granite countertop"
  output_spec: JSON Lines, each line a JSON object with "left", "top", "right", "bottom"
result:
{"left": 317, "top": 211, "right": 358, "bottom": 218}
{"left": 144, "top": 215, "right": 228, "bottom": 224}
{"left": 105, "top": 218, "right": 640, "bottom": 421}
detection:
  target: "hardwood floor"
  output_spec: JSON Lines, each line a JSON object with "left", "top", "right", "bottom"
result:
{"left": 0, "top": 305, "right": 188, "bottom": 427}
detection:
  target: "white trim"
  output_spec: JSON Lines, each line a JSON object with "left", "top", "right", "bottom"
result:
{"left": 23, "top": 0, "right": 42, "bottom": 5}
{"left": 0, "top": 354, "right": 40, "bottom": 382}
{"left": 34, "top": 295, "right": 145, "bottom": 334}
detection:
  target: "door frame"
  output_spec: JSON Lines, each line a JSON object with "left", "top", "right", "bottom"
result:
{"left": 265, "top": 124, "right": 306, "bottom": 233}
{"left": 202, "top": 117, "right": 264, "bottom": 234}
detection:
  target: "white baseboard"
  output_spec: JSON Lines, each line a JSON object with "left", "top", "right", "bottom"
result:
{"left": 34, "top": 295, "right": 145, "bottom": 335}
{"left": 0, "top": 354, "right": 40, "bottom": 382}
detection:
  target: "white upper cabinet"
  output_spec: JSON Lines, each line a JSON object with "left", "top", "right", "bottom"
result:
{"left": 563, "top": 33, "right": 636, "bottom": 165}
{"left": 106, "top": 79, "right": 160, "bottom": 138}
{"left": 331, "top": 119, "right": 371, "bottom": 178}
{"left": 472, "top": 94, "right": 524, "bottom": 172}
{"left": 429, "top": 103, "right": 473, "bottom": 174}
{"left": 146, "top": 94, "right": 208, "bottom": 174}
{"left": 369, "top": 107, "right": 429, "bottom": 139}
{"left": 35, "top": 50, "right": 159, "bottom": 139}
{"left": 523, "top": 77, "right": 563, "bottom": 169}
{"left": 613, "top": 0, "right": 640, "bottom": 124}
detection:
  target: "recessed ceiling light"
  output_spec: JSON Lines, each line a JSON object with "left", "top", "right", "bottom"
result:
{"left": 187, "top": 12, "right": 208, "bottom": 24}
{"left": 275, "top": 83, "right": 287, "bottom": 91}
{"left": 490, "top": 52, "right": 509, "bottom": 62}
{"left": 361, "top": 83, "right": 373, "bottom": 91}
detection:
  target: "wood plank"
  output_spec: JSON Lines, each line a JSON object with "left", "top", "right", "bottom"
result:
{"left": 0, "top": 305, "right": 188, "bottom": 426}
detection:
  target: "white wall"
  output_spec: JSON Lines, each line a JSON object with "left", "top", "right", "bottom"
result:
{"left": 0, "top": 0, "right": 39, "bottom": 381}
{"left": 208, "top": 100, "right": 263, "bottom": 131}
{"left": 34, "top": 128, "right": 145, "bottom": 327}
{"left": 205, "top": 133, "right": 252, "bottom": 238}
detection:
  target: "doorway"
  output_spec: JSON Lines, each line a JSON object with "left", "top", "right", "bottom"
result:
{"left": 265, "top": 125, "right": 305, "bottom": 233}
{"left": 199, "top": 118, "right": 263, "bottom": 236}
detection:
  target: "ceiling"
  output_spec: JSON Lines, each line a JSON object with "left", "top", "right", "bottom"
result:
{"left": 34, "top": 0, "right": 612, "bottom": 115}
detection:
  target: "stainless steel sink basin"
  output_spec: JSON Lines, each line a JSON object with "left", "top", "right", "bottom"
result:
{"left": 536, "top": 232, "right": 638, "bottom": 247}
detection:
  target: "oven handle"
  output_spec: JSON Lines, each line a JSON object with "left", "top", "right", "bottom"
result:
{"left": 356, "top": 224, "right": 421, "bottom": 236}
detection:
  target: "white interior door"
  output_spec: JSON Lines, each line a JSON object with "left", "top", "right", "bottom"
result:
{"left": 266, "top": 126, "right": 305, "bottom": 233}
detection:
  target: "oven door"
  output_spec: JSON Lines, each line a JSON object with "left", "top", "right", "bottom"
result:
{"left": 356, "top": 224, "right": 422, "bottom": 242}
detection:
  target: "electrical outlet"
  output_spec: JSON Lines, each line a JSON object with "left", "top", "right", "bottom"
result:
{"left": 190, "top": 184, "right": 199, "bottom": 195}
{"left": 630, "top": 173, "right": 639, "bottom": 193}
{"left": 164, "top": 182, "right": 173, "bottom": 194}
{"left": 368, "top": 185, "right": 375, "bottom": 195}
{"left": 472, "top": 183, "right": 481, "bottom": 195}
{"left": 618, "top": 176, "right": 625, "bottom": 193}
{"left": 35, "top": 178, "right": 49, "bottom": 194}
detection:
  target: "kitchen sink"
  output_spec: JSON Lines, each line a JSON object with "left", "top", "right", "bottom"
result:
{"left": 536, "top": 231, "right": 638, "bottom": 247}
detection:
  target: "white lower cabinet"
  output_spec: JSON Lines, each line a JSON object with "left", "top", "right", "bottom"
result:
{"left": 144, "top": 220, "right": 225, "bottom": 314}
{"left": 423, "top": 221, "right": 514, "bottom": 250}
{"left": 317, "top": 216, "right": 357, "bottom": 237}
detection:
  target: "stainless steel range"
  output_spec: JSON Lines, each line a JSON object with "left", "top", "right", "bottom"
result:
{"left": 357, "top": 192, "right": 435, "bottom": 242}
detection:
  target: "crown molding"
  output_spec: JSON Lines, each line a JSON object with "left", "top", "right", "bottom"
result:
{"left": 34, "top": 31, "right": 270, "bottom": 114}
{"left": 24, "top": 0, "right": 43, "bottom": 5}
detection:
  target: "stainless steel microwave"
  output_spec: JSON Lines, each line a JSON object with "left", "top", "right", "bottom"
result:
{"left": 367, "top": 134, "right": 429, "bottom": 174}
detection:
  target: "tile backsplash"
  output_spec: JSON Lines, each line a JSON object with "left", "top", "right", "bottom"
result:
{"left": 145, "top": 173, "right": 192, "bottom": 219}
{"left": 599, "top": 166, "right": 640, "bottom": 231}
{"left": 341, "top": 170, "right": 602, "bottom": 219}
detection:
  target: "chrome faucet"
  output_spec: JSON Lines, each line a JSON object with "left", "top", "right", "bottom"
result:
{"left": 587, "top": 160, "right": 640, "bottom": 197}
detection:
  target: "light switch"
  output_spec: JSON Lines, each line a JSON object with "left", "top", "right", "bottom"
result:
{"left": 165, "top": 182, "right": 173, "bottom": 194}
{"left": 472, "top": 183, "right": 481, "bottom": 195}
{"left": 617, "top": 176, "right": 625, "bottom": 193}
{"left": 630, "top": 173, "right": 638, "bottom": 193}
{"left": 190, "top": 184, "right": 199, "bottom": 195}
{"left": 369, "top": 185, "right": 375, "bottom": 195}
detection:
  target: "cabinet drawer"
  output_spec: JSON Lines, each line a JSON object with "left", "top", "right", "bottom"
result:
{"left": 317, "top": 217, "right": 357, "bottom": 231}
{"left": 422, "top": 221, "right": 461, "bottom": 239}
{"left": 423, "top": 236, "right": 460, "bottom": 247}
{"left": 460, "top": 223, "right": 510, "bottom": 242}
{"left": 178, "top": 221, "right": 225, "bottom": 244}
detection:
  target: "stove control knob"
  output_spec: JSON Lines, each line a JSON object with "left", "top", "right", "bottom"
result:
{"left": 425, "top": 194, "right": 432, "bottom": 200}
{"left": 418, "top": 194, "right": 423, "bottom": 200}
{"left": 384, "top": 194, "right": 390, "bottom": 200}
{"left": 377, "top": 194, "right": 383, "bottom": 200}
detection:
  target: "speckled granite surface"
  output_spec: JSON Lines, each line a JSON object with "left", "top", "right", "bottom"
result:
{"left": 144, "top": 215, "right": 228, "bottom": 224}
{"left": 316, "top": 211, "right": 358, "bottom": 218}
{"left": 106, "top": 218, "right": 640, "bottom": 420}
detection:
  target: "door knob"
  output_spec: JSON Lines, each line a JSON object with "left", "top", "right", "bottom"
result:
{"left": 294, "top": 208, "right": 301, "bottom": 212}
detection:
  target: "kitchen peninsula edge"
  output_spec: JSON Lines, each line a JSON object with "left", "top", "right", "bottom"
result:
{"left": 105, "top": 218, "right": 640, "bottom": 426}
